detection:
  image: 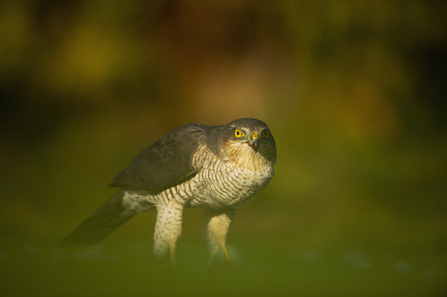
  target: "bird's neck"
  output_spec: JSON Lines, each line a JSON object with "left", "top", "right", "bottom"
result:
{"left": 222, "top": 142, "right": 271, "bottom": 171}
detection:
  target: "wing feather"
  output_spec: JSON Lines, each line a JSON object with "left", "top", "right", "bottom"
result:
{"left": 110, "top": 123, "right": 219, "bottom": 190}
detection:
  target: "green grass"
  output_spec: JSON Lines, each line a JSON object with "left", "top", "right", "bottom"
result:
{"left": 1, "top": 239, "right": 446, "bottom": 297}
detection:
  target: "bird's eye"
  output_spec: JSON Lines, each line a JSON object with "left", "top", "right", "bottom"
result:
{"left": 235, "top": 129, "right": 245, "bottom": 138}
{"left": 263, "top": 129, "right": 270, "bottom": 138}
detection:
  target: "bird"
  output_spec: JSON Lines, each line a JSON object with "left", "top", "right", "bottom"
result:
{"left": 60, "top": 118, "right": 276, "bottom": 264}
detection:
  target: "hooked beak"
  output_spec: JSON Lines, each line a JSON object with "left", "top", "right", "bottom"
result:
{"left": 248, "top": 131, "right": 259, "bottom": 151}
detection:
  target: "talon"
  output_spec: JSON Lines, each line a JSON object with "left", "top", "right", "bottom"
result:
{"left": 220, "top": 244, "right": 231, "bottom": 262}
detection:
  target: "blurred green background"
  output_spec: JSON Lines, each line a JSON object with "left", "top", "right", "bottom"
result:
{"left": 1, "top": 1, "right": 446, "bottom": 296}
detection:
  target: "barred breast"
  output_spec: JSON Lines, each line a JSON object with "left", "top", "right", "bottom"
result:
{"left": 189, "top": 149, "right": 275, "bottom": 209}
{"left": 121, "top": 148, "right": 274, "bottom": 213}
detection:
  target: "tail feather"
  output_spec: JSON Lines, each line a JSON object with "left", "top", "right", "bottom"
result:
{"left": 60, "top": 190, "right": 134, "bottom": 247}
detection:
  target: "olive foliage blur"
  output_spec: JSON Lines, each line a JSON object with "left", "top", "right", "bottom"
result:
{"left": 1, "top": 1, "right": 447, "bottom": 296}
{"left": 1, "top": 0, "right": 446, "bottom": 263}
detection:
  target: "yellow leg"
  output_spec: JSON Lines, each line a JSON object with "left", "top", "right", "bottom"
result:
{"left": 170, "top": 243, "right": 176, "bottom": 266}
{"left": 220, "top": 244, "right": 231, "bottom": 262}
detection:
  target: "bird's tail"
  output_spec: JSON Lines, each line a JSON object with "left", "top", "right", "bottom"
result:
{"left": 60, "top": 190, "right": 135, "bottom": 247}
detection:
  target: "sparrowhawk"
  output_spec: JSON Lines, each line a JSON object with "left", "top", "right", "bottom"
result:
{"left": 60, "top": 118, "right": 276, "bottom": 264}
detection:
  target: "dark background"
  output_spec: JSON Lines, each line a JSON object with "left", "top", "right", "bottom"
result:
{"left": 1, "top": 1, "right": 446, "bottom": 296}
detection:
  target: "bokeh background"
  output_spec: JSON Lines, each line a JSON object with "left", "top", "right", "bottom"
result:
{"left": 1, "top": 1, "right": 446, "bottom": 296}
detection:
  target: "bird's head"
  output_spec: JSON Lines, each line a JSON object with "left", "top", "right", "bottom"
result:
{"left": 220, "top": 118, "right": 276, "bottom": 168}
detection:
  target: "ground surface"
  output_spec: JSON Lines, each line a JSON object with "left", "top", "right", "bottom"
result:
{"left": 1, "top": 238, "right": 445, "bottom": 297}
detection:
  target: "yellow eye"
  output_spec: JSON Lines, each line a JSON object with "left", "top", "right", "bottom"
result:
{"left": 235, "top": 129, "right": 245, "bottom": 138}
{"left": 263, "top": 129, "right": 269, "bottom": 138}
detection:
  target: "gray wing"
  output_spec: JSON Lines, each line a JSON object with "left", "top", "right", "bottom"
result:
{"left": 110, "top": 123, "right": 220, "bottom": 191}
